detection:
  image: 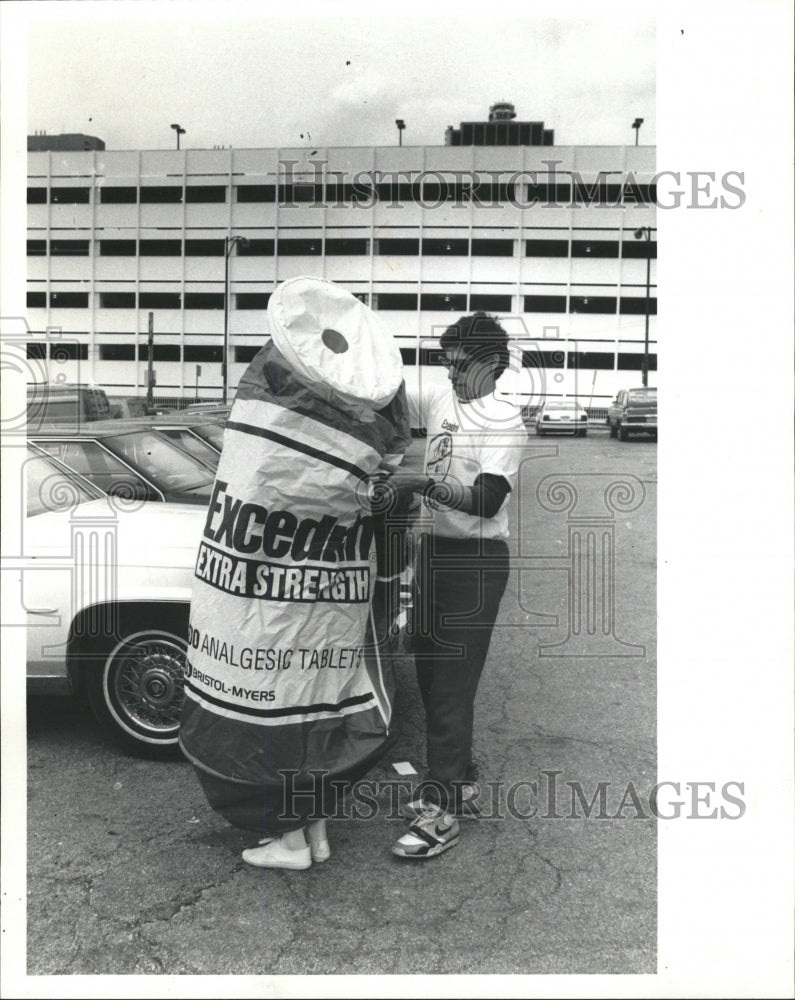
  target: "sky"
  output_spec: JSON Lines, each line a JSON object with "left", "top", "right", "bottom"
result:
{"left": 25, "top": 7, "right": 655, "bottom": 151}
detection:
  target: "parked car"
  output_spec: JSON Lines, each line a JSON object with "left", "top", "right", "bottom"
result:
{"left": 606, "top": 387, "right": 658, "bottom": 440}
{"left": 535, "top": 399, "right": 589, "bottom": 436}
{"left": 28, "top": 420, "right": 216, "bottom": 504}
{"left": 27, "top": 382, "right": 112, "bottom": 429}
{"left": 107, "top": 395, "right": 150, "bottom": 419}
{"left": 123, "top": 414, "right": 225, "bottom": 470}
{"left": 185, "top": 419, "right": 224, "bottom": 451}
{"left": 25, "top": 442, "right": 105, "bottom": 515}
{"left": 24, "top": 446, "right": 204, "bottom": 754}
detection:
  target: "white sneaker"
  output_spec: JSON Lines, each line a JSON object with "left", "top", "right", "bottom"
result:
{"left": 242, "top": 838, "right": 312, "bottom": 870}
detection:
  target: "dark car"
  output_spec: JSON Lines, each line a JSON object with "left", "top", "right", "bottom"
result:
{"left": 28, "top": 420, "right": 216, "bottom": 504}
{"left": 27, "top": 382, "right": 112, "bottom": 427}
{"left": 606, "top": 387, "right": 658, "bottom": 440}
{"left": 123, "top": 413, "right": 226, "bottom": 471}
{"left": 107, "top": 395, "right": 150, "bottom": 419}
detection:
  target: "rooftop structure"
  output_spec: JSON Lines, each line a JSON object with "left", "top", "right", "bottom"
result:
{"left": 28, "top": 133, "right": 106, "bottom": 152}
{"left": 445, "top": 102, "right": 554, "bottom": 146}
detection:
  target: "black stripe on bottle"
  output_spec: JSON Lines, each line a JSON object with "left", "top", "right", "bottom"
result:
{"left": 185, "top": 680, "right": 374, "bottom": 719}
{"left": 226, "top": 419, "right": 370, "bottom": 481}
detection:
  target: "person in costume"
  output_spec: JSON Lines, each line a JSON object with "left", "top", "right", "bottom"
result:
{"left": 179, "top": 277, "right": 410, "bottom": 870}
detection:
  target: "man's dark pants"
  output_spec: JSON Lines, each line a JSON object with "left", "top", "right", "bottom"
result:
{"left": 411, "top": 532, "right": 510, "bottom": 809}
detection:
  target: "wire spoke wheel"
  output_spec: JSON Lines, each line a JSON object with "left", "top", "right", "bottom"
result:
{"left": 109, "top": 636, "right": 186, "bottom": 732}
{"left": 88, "top": 628, "right": 189, "bottom": 754}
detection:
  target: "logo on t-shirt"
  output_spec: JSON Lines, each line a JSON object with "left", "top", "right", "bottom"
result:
{"left": 425, "top": 433, "right": 453, "bottom": 511}
{"left": 441, "top": 418, "right": 459, "bottom": 432}
{"left": 427, "top": 433, "right": 452, "bottom": 478}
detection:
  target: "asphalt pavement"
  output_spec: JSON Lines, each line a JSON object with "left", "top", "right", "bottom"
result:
{"left": 24, "top": 425, "right": 657, "bottom": 977}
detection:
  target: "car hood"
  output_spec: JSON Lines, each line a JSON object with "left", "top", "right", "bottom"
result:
{"left": 24, "top": 499, "right": 206, "bottom": 562}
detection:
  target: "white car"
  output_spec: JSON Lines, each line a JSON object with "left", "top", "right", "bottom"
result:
{"left": 534, "top": 399, "right": 589, "bottom": 436}
{"left": 23, "top": 446, "right": 205, "bottom": 755}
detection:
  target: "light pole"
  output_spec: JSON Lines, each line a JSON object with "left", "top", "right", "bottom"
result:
{"left": 170, "top": 123, "right": 186, "bottom": 149}
{"left": 395, "top": 119, "right": 405, "bottom": 146}
{"left": 632, "top": 117, "right": 644, "bottom": 146}
{"left": 634, "top": 227, "right": 653, "bottom": 387}
{"left": 222, "top": 235, "right": 248, "bottom": 404}
{"left": 145, "top": 311, "right": 155, "bottom": 411}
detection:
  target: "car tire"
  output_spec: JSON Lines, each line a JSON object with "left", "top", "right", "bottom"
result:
{"left": 578, "top": 429, "right": 588, "bottom": 437}
{"left": 609, "top": 422, "right": 618, "bottom": 438}
{"left": 618, "top": 423, "right": 629, "bottom": 441}
{"left": 85, "top": 626, "right": 189, "bottom": 757}
{"left": 535, "top": 426, "right": 545, "bottom": 435}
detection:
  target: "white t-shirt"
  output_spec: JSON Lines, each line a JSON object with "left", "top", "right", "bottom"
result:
{"left": 408, "top": 381, "right": 527, "bottom": 540}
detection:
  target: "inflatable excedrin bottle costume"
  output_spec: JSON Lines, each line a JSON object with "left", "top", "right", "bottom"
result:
{"left": 179, "top": 277, "right": 410, "bottom": 833}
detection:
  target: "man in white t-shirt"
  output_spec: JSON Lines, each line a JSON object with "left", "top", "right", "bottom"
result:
{"left": 384, "top": 313, "right": 527, "bottom": 860}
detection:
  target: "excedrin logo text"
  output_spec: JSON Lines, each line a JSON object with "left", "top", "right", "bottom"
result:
{"left": 203, "top": 479, "right": 374, "bottom": 563}
{"left": 194, "top": 540, "right": 371, "bottom": 603}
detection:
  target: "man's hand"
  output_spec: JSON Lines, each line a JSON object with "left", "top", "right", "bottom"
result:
{"left": 378, "top": 472, "right": 431, "bottom": 494}
{"left": 368, "top": 470, "right": 429, "bottom": 515}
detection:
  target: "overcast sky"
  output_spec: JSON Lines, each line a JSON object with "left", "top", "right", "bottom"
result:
{"left": 26, "top": 7, "right": 655, "bottom": 151}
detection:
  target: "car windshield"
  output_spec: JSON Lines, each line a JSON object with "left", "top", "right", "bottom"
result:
{"left": 194, "top": 423, "right": 224, "bottom": 449}
{"left": 157, "top": 428, "right": 220, "bottom": 469}
{"left": 545, "top": 401, "right": 583, "bottom": 410}
{"left": 104, "top": 431, "right": 214, "bottom": 494}
{"left": 627, "top": 389, "right": 657, "bottom": 401}
{"left": 26, "top": 450, "right": 97, "bottom": 517}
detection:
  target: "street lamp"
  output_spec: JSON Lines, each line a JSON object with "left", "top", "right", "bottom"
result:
{"left": 395, "top": 119, "right": 406, "bottom": 146}
{"left": 634, "top": 227, "right": 653, "bottom": 387}
{"left": 631, "top": 118, "right": 644, "bottom": 146}
{"left": 222, "top": 235, "right": 249, "bottom": 404}
{"left": 170, "top": 123, "right": 186, "bottom": 149}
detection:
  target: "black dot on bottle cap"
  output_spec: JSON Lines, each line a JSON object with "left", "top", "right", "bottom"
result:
{"left": 322, "top": 328, "right": 349, "bottom": 354}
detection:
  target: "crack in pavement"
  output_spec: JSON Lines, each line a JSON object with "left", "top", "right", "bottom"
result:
{"left": 523, "top": 824, "right": 564, "bottom": 892}
{"left": 118, "top": 868, "right": 244, "bottom": 927}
